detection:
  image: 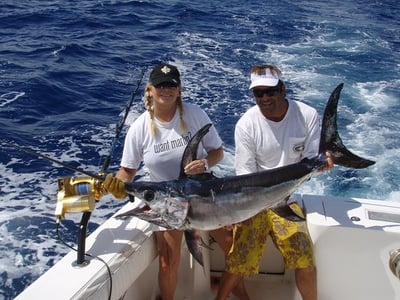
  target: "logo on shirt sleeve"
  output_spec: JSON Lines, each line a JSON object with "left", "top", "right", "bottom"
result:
{"left": 293, "top": 143, "right": 305, "bottom": 152}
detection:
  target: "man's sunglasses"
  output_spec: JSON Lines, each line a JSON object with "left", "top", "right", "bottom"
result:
{"left": 154, "top": 82, "right": 179, "bottom": 89}
{"left": 252, "top": 86, "right": 281, "bottom": 98}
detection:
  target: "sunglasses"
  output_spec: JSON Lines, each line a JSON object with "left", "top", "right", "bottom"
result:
{"left": 154, "top": 82, "right": 179, "bottom": 89}
{"left": 252, "top": 86, "right": 281, "bottom": 98}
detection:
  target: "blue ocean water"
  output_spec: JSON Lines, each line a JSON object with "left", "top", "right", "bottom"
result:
{"left": 0, "top": 0, "right": 399, "bottom": 298}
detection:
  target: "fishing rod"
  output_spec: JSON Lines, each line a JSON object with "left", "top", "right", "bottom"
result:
{"left": 100, "top": 68, "right": 146, "bottom": 174}
{"left": 1, "top": 67, "right": 147, "bottom": 268}
{"left": 58, "top": 67, "right": 148, "bottom": 268}
{"left": 70, "top": 67, "right": 147, "bottom": 267}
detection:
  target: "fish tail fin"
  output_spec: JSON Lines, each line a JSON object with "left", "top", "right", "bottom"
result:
{"left": 319, "top": 83, "right": 375, "bottom": 169}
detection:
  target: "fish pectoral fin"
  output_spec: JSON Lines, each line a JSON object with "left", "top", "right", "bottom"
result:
{"left": 271, "top": 202, "right": 306, "bottom": 222}
{"left": 184, "top": 230, "right": 204, "bottom": 267}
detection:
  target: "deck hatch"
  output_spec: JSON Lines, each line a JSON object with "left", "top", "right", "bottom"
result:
{"left": 368, "top": 210, "right": 400, "bottom": 223}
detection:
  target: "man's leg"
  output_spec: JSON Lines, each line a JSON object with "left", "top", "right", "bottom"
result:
{"left": 210, "top": 228, "right": 250, "bottom": 300}
{"left": 213, "top": 210, "right": 270, "bottom": 300}
{"left": 295, "top": 266, "right": 317, "bottom": 300}
{"left": 214, "top": 271, "right": 248, "bottom": 300}
{"left": 269, "top": 203, "right": 317, "bottom": 300}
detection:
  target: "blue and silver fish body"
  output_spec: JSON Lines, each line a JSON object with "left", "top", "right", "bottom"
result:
{"left": 124, "top": 155, "right": 326, "bottom": 230}
{"left": 184, "top": 157, "right": 326, "bottom": 230}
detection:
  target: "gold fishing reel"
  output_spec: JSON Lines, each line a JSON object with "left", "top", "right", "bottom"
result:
{"left": 55, "top": 175, "right": 105, "bottom": 220}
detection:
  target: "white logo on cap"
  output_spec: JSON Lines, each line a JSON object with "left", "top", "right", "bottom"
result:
{"left": 161, "top": 66, "right": 171, "bottom": 74}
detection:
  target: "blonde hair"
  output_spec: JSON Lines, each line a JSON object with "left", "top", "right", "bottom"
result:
{"left": 144, "top": 82, "right": 188, "bottom": 135}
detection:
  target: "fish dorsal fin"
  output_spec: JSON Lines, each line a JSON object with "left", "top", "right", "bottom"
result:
{"left": 178, "top": 123, "right": 212, "bottom": 179}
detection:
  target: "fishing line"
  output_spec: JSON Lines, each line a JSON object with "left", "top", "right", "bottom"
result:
{"left": 56, "top": 221, "right": 112, "bottom": 300}
{"left": 0, "top": 139, "right": 103, "bottom": 179}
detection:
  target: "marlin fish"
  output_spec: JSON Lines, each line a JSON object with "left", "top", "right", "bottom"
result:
{"left": 118, "top": 83, "right": 374, "bottom": 232}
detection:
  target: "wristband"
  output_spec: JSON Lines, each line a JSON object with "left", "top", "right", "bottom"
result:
{"left": 202, "top": 159, "right": 209, "bottom": 171}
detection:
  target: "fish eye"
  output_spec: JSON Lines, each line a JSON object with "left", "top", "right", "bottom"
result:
{"left": 143, "top": 190, "right": 155, "bottom": 201}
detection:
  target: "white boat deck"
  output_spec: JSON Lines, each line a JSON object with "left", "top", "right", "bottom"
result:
{"left": 15, "top": 194, "right": 400, "bottom": 300}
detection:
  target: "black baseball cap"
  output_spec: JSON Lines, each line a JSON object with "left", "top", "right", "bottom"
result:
{"left": 149, "top": 64, "right": 181, "bottom": 86}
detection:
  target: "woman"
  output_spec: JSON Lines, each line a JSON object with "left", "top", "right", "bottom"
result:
{"left": 104, "top": 63, "right": 226, "bottom": 300}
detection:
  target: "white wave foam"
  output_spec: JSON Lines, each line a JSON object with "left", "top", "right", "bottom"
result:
{"left": 388, "top": 191, "right": 400, "bottom": 203}
{"left": 52, "top": 45, "right": 66, "bottom": 56}
{"left": 355, "top": 80, "right": 399, "bottom": 111}
{"left": 0, "top": 91, "right": 25, "bottom": 107}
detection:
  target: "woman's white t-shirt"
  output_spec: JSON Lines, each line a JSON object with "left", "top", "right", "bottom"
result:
{"left": 121, "top": 103, "right": 223, "bottom": 182}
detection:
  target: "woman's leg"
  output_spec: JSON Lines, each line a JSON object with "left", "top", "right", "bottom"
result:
{"left": 155, "top": 230, "right": 184, "bottom": 300}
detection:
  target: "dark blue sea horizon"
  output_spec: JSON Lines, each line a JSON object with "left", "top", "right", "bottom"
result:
{"left": 1, "top": 0, "right": 399, "bottom": 298}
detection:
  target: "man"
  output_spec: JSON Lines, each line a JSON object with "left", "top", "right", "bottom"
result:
{"left": 215, "top": 64, "right": 333, "bottom": 300}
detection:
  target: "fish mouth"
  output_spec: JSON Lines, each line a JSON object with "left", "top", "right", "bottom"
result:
{"left": 115, "top": 204, "right": 165, "bottom": 225}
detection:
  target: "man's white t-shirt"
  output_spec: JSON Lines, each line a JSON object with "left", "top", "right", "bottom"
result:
{"left": 121, "top": 103, "right": 222, "bottom": 182}
{"left": 234, "top": 100, "right": 320, "bottom": 175}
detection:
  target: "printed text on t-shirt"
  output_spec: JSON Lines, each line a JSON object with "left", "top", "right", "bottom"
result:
{"left": 153, "top": 132, "right": 193, "bottom": 154}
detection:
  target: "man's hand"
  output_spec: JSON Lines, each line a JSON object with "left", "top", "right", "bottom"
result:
{"left": 317, "top": 151, "right": 334, "bottom": 172}
{"left": 103, "top": 173, "right": 127, "bottom": 199}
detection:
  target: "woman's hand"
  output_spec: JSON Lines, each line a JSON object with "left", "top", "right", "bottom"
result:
{"left": 184, "top": 159, "right": 208, "bottom": 175}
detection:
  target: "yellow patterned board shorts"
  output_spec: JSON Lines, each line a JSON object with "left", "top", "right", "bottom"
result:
{"left": 226, "top": 202, "right": 315, "bottom": 276}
